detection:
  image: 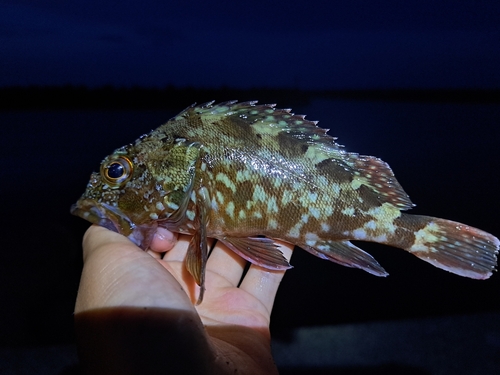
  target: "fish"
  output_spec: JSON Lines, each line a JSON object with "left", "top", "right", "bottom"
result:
{"left": 71, "top": 100, "right": 499, "bottom": 303}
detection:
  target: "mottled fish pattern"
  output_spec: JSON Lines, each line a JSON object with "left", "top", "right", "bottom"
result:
{"left": 72, "top": 101, "right": 499, "bottom": 303}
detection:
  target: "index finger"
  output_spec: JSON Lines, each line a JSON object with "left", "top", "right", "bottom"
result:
{"left": 239, "top": 241, "right": 294, "bottom": 314}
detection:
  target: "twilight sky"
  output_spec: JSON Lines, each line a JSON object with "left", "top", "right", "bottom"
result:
{"left": 1, "top": 0, "right": 499, "bottom": 89}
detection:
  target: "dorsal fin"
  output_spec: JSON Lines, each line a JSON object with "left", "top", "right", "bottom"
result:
{"left": 176, "top": 100, "right": 342, "bottom": 150}
{"left": 349, "top": 154, "right": 414, "bottom": 210}
{"left": 176, "top": 101, "right": 414, "bottom": 210}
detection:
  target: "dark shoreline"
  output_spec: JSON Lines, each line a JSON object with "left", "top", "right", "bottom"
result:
{"left": 1, "top": 86, "right": 499, "bottom": 111}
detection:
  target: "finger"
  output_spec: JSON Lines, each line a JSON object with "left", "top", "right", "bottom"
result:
{"left": 239, "top": 241, "right": 294, "bottom": 314}
{"left": 160, "top": 235, "right": 217, "bottom": 303}
{"left": 205, "top": 240, "right": 247, "bottom": 287}
{"left": 161, "top": 234, "right": 191, "bottom": 262}
{"left": 161, "top": 235, "right": 217, "bottom": 262}
{"left": 149, "top": 227, "right": 178, "bottom": 253}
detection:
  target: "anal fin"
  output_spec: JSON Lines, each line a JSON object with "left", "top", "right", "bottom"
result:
{"left": 218, "top": 236, "right": 292, "bottom": 270}
{"left": 302, "top": 240, "right": 388, "bottom": 277}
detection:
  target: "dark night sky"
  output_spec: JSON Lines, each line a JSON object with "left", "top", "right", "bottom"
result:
{"left": 1, "top": 0, "right": 500, "bottom": 89}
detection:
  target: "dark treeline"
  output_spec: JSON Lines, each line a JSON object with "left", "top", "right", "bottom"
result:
{"left": 1, "top": 85, "right": 499, "bottom": 110}
{"left": 0, "top": 86, "right": 311, "bottom": 110}
{"left": 318, "top": 88, "right": 500, "bottom": 103}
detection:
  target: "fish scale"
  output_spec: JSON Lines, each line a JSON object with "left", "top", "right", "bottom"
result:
{"left": 72, "top": 100, "right": 499, "bottom": 304}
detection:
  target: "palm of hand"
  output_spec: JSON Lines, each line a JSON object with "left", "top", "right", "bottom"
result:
{"left": 75, "top": 226, "right": 292, "bottom": 375}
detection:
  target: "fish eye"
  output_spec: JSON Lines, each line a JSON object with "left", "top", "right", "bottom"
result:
{"left": 101, "top": 156, "right": 133, "bottom": 186}
{"left": 107, "top": 162, "right": 124, "bottom": 178}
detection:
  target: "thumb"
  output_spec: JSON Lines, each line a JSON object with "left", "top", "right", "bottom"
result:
{"left": 75, "top": 225, "right": 193, "bottom": 312}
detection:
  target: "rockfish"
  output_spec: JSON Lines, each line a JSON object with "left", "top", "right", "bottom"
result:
{"left": 71, "top": 101, "right": 499, "bottom": 303}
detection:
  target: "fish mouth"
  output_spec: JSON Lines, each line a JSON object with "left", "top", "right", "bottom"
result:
{"left": 70, "top": 199, "right": 156, "bottom": 250}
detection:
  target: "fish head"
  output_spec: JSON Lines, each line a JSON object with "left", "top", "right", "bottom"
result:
{"left": 71, "top": 132, "right": 202, "bottom": 249}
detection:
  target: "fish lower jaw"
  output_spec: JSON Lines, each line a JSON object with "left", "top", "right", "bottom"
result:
{"left": 71, "top": 203, "right": 119, "bottom": 233}
{"left": 71, "top": 199, "right": 157, "bottom": 249}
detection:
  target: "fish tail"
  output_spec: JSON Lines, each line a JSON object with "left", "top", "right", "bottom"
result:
{"left": 398, "top": 214, "right": 499, "bottom": 279}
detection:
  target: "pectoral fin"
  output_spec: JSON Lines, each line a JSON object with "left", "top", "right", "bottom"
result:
{"left": 185, "top": 190, "right": 209, "bottom": 305}
{"left": 218, "top": 236, "right": 292, "bottom": 270}
{"left": 185, "top": 224, "right": 207, "bottom": 305}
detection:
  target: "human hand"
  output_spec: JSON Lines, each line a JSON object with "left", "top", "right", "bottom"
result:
{"left": 74, "top": 225, "right": 293, "bottom": 375}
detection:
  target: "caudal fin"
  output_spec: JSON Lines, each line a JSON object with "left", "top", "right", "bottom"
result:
{"left": 404, "top": 216, "right": 498, "bottom": 279}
